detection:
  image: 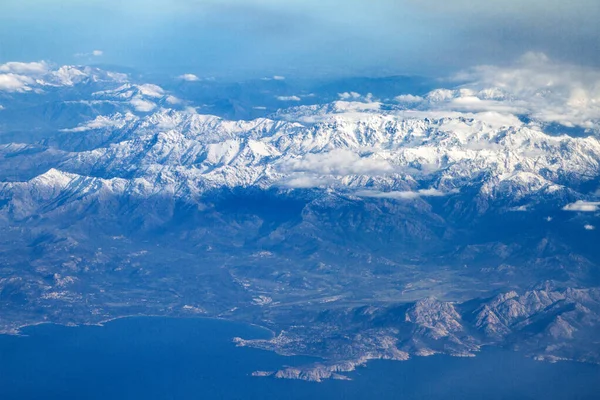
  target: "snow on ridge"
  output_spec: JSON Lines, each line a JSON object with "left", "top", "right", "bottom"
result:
{"left": 0, "top": 61, "right": 127, "bottom": 92}
{"left": 4, "top": 54, "right": 600, "bottom": 211}
{"left": 27, "top": 100, "right": 600, "bottom": 212}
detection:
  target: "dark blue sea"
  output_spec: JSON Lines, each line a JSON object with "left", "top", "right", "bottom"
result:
{"left": 1, "top": 317, "right": 599, "bottom": 400}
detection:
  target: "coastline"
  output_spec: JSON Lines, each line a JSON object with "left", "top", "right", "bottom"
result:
{"left": 3, "top": 314, "right": 277, "bottom": 340}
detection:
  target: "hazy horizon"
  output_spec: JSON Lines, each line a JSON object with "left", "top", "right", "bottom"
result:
{"left": 1, "top": 0, "right": 599, "bottom": 78}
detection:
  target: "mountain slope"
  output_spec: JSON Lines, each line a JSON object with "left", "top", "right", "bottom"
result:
{"left": 1, "top": 62, "right": 600, "bottom": 380}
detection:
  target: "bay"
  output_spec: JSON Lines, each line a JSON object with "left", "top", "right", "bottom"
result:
{"left": 1, "top": 317, "right": 599, "bottom": 400}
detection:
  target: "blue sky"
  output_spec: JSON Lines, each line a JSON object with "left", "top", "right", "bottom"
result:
{"left": 0, "top": 0, "right": 598, "bottom": 78}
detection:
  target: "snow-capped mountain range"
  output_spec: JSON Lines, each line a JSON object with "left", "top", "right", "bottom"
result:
{"left": 1, "top": 58, "right": 600, "bottom": 381}
{"left": 2, "top": 56, "right": 600, "bottom": 219}
{"left": 3, "top": 100, "right": 600, "bottom": 215}
{"left": 0, "top": 61, "right": 128, "bottom": 92}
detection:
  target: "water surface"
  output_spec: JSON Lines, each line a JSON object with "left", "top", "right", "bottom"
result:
{"left": 1, "top": 317, "right": 599, "bottom": 400}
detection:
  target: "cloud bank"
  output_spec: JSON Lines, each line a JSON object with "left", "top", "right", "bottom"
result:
{"left": 276, "top": 96, "right": 301, "bottom": 102}
{"left": 401, "top": 53, "right": 600, "bottom": 129}
{"left": 355, "top": 188, "right": 456, "bottom": 200}
{"left": 0, "top": 61, "right": 49, "bottom": 92}
{"left": 563, "top": 201, "right": 600, "bottom": 212}
{"left": 284, "top": 149, "right": 394, "bottom": 177}
{"left": 178, "top": 73, "right": 200, "bottom": 82}
{"left": 2, "top": 0, "right": 597, "bottom": 77}
{"left": 453, "top": 53, "right": 600, "bottom": 128}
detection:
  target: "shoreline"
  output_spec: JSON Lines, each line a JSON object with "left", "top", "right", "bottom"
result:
{"left": 3, "top": 315, "right": 600, "bottom": 384}
{"left": 3, "top": 314, "right": 277, "bottom": 340}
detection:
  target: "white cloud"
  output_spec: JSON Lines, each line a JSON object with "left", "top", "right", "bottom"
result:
{"left": 130, "top": 97, "right": 157, "bottom": 112}
{"left": 284, "top": 149, "right": 394, "bottom": 176}
{"left": 61, "top": 113, "right": 137, "bottom": 133}
{"left": 562, "top": 200, "right": 600, "bottom": 212}
{"left": 332, "top": 100, "right": 382, "bottom": 113}
{"left": 0, "top": 73, "right": 34, "bottom": 92}
{"left": 276, "top": 95, "right": 301, "bottom": 101}
{"left": 509, "top": 205, "right": 529, "bottom": 212}
{"left": 355, "top": 188, "right": 456, "bottom": 200}
{"left": 280, "top": 149, "right": 396, "bottom": 189}
{"left": 395, "top": 54, "right": 600, "bottom": 130}
{"left": 165, "top": 95, "right": 181, "bottom": 104}
{"left": 74, "top": 50, "right": 104, "bottom": 58}
{"left": 0, "top": 61, "right": 49, "bottom": 75}
{"left": 0, "top": 61, "right": 50, "bottom": 92}
{"left": 584, "top": 224, "right": 596, "bottom": 230}
{"left": 338, "top": 92, "right": 377, "bottom": 103}
{"left": 262, "top": 75, "right": 286, "bottom": 81}
{"left": 338, "top": 92, "right": 361, "bottom": 100}
{"left": 450, "top": 52, "right": 600, "bottom": 128}
{"left": 184, "top": 106, "right": 199, "bottom": 114}
{"left": 282, "top": 175, "right": 333, "bottom": 189}
{"left": 426, "top": 89, "right": 456, "bottom": 102}
{"left": 178, "top": 73, "right": 200, "bottom": 82}
{"left": 395, "top": 94, "right": 424, "bottom": 103}
{"left": 137, "top": 84, "right": 165, "bottom": 98}
{"left": 443, "top": 96, "right": 526, "bottom": 114}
